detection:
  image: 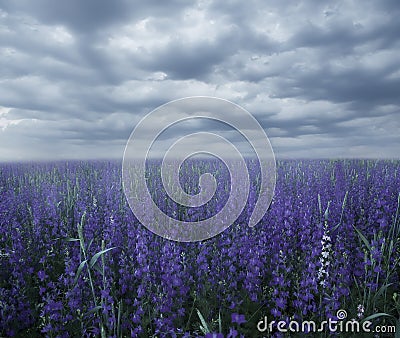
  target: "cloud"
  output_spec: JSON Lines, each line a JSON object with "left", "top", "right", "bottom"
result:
{"left": 0, "top": 0, "right": 399, "bottom": 161}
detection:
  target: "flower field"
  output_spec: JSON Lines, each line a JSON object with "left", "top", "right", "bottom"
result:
{"left": 0, "top": 159, "right": 399, "bottom": 337}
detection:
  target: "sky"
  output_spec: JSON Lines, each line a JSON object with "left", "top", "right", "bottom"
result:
{"left": 0, "top": 0, "right": 399, "bottom": 161}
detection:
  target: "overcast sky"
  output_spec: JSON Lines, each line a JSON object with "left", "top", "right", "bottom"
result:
{"left": 0, "top": 0, "right": 399, "bottom": 161}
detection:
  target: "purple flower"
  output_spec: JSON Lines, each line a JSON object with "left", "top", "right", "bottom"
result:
{"left": 37, "top": 270, "right": 47, "bottom": 281}
{"left": 227, "top": 328, "right": 238, "bottom": 337}
{"left": 231, "top": 313, "right": 246, "bottom": 325}
{"left": 205, "top": 333, "right": 224, "bottom": 338}
{"left": 271, "top": 308, "right": 281, "bottom": 318}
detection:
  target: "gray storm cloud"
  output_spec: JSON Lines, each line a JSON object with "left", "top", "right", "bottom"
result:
{"left": 0, "top": 0, "right": 399, "bottom": 161}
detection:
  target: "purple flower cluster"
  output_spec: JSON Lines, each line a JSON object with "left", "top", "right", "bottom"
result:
{"left": 0, "top": 159, "right": 399, "bottom": 337}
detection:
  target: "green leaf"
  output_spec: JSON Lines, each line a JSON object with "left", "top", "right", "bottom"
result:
{"left": 331, "top": 222, "right": 341, "bottom": 232}
{"left": 74, "top": 260, "right": 87, "bottom": 285}
{"left": 218, "top": 310, "right": 222, "bottom": 334}
{"left": 362, "top": 312, "right": 393, "bottom": 322}
{"left": 332, "top": 191, "right": 349, "bottom": 231}
{"left": 89, "top": 247, "right": 116, "bottom": 268}
{"left": 373, "top": 283, "right": 393, "bottom": 303}
{"left": 87, "top": 238, "right": 94, "bottom": 251}
{"left": 353, "top": 225, "right": 371, "bottom": 251}
{"left": 318, "top": 194, "right": 322, "bottom": 215}
{"left": 86, "top": 306, "right": 103, "bottom": 316}
{"left": 65, "top": 237, "right": 80, "bottom": 242}
{"left": 196, "top": 308, "right": 210, "bottom": 334}
{"left": 324, "top": 201, "right": 331, "bottom": 221}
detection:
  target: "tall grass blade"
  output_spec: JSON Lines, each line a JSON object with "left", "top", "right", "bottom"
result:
{"left": 74, "top": 260, "right": 87, "bottom": 285}
{"left": 362, "top": 312, "right": 393, "bottom": 322}
{"left": 353, "top": 225, "right": 372, "bottom": 251}
{"left": 196, "top": 308, "right": 210, "bottom": 334}
{"left": 89, "top": 247, "right": 116, "bottom": 268}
